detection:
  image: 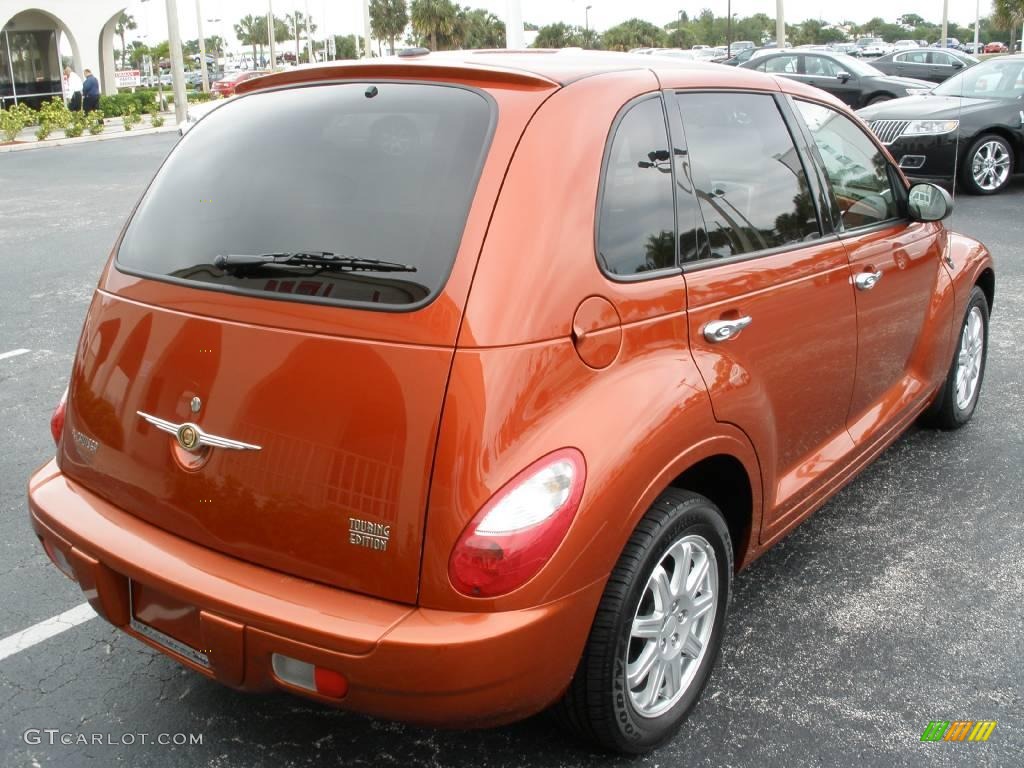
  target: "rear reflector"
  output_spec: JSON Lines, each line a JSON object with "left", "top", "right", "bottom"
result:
{"left": 50, "top": 387, "right": 68, "bottom": 446}
{"left": 271, "top": 654, "right": 348, "bottom": 699}
{"left": 42, "top": 537, "right": 76, "bottom": 580}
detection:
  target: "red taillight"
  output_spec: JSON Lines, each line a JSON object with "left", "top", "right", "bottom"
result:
{"left": 50, "top": 387, "right": 68, "bottom": 446}
{"left": 449, "top": 448, "right": 586, "bottom": 598}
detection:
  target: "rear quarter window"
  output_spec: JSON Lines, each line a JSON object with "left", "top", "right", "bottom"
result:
{"left": 116, "top": 82, "right": 495, "bottom": 309}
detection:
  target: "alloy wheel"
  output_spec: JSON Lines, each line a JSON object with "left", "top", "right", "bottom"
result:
{"left": 626, "top": 534, "right": 718, "bottom": 718}
{"left": 971, "top": 141, "right": 1011, "bottom": 191}
{"left": 955, "top": 306, "right": 985, "bottom": 411}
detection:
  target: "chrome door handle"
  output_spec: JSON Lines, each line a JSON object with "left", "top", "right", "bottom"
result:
{"left": 703, "top": 316, "right": 752, "bottom": 343}
{"left": 854, "top": 270, "right": 883, "bottom": 291}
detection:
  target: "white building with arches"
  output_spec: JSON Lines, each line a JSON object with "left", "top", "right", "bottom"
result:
{"left": 2, "top": 0, "right": 126, "bottom": 107}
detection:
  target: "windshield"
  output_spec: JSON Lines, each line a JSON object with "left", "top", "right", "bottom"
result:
{"left": 832, "top": 54, "right": 883, "bottom": 77}
{"left": 117, "top": 82, "right": 494, "bottom": 309}
{"left": 933, "top": 57, "right": 1024, "bottom": 98}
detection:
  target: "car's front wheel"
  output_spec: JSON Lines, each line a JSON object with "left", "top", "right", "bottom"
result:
{"left": 962, "top": 134, "right": 1014, "bottom": 195}
{"left": 555, "top": 489, "right": 732, "bottom": 753}
{"left": 921, "top": 285, "right": 989, "bottom": 429}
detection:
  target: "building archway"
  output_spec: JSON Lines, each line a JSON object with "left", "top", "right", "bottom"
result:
{"left": 1, "top": 8, "right": 80, "bottom": 107}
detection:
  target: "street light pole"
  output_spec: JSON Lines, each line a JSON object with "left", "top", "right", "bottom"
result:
{"left": 973, "top": 0, "right": 980, "bottom": 53}
{"left": 362, "top": 0, "right": 372, "bottom": 58}
{"left": 196, "top": 0, "right": 209, "bottom": 92}
{"left": 585, "top": 5, "right": 592, "bottom": 36}
{"left": 941, "top": 0, "right": 948, "bottom": 49}
{"left": 727, "top": 0, "right": 732, "bottom": 57}
{"left": 165, "top": 0, "right": 188, "bottom": 125}
{"left": 268, "top": 0, "right": 276, "bottom": 68}
{"left": 776, "top": 0, "right": 785, "bottom": 48}
{"left": 506, "top": 0, "right": 524, "bottom": 48}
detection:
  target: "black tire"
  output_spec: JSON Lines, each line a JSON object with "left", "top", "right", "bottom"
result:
{"left": 554, "top": 489, "right": 733, "bottom": 754}
{"left": 920, "top": 286, "right": 989, "bottom": 430}
{"left": 960, "top": 134, "right": 1014, "bottom": 195}
{"left": 867, "top": 94, "right": 893, "bottom": 105}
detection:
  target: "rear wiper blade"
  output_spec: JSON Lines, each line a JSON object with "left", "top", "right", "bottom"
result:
{"left": 213, "top": 252, "right": 417, "bottom": 273}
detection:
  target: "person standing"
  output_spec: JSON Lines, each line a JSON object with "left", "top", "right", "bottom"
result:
{"left": 82, "top": 69, "right": 100, "bottom": 113}
{"left": 64, "top": 66, "right": 83, "bottom": 111}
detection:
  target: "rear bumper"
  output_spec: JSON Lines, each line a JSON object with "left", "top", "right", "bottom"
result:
{"left": 27, "top": 460, "right": 601, "bottom": 727}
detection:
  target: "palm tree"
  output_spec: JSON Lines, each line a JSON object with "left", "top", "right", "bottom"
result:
{"left": 461, "top": 8, "right": 505, "bottom": 49}
{"left": 235, "top": 14, "right": 261, "bottom": 66}
{"left": 994, "top": 0, "right": 1024, "bottom": 52}
{"left": 410, "top": 0, "right": 456, "bottom": 51}
{"left": 370, "top": 0, "right": 409, "bottom": 55}
{"left": 286, "top": 11, "right": 316, "bottom": 63}
{"left": 115, "top": 13, "right": 137, "bottom": 67}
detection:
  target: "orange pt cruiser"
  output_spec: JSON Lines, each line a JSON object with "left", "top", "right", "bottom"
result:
{"left": 28, "top": 52, "right": 994, "bottom": 753}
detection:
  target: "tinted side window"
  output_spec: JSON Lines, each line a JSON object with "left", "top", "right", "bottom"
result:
{"left": 597, "top": 97, "right": 676, "bottom": 276}
{"left": 675, "top": 92, "right": 820, "bottom": 261}
{"left": 764, "top": 55, "right": 798, "bottom": 73}
{"left": 794, "top": 100, "right": 900, "bottom": 230}
{"left": 900, "top": 51, "right": 929, "bottom": 64}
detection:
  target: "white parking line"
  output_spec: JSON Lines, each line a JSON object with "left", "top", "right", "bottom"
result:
{"left": 0, "top": 603, "right": 96, "bottom": 663}
{"left": 0, "top": 348, "right": 30, "bottom": 361}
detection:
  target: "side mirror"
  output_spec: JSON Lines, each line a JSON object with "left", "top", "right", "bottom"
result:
{"left": 836, "top": 71, "right": 851, "bottom": 83}
{"left": 908, "top": 182, "right": 953, "bottom": 222}
{"left": 951, "top": 60, "right": 965, "bottom": 69}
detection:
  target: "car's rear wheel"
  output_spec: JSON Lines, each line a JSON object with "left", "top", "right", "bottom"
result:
{"left": 920, "top": 286, "right": 989, "bottom": 429}
{"left": 555, "top": 489, "right": 732, "bottom": 754}
{"left": 962, "top": 134, "right": 1013, "bottom": 195}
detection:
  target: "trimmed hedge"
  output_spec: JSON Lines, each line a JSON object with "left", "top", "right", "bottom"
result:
{"left": 101, "top": 91, "right": 157, "bottom": 116}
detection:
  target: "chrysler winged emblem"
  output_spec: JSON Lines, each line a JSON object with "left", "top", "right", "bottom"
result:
{"left": 136, "top": 411, "right": 261, "bottom": 453}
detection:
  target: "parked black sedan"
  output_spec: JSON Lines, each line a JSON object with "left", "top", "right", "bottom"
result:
{"left": 870, "top": 48, "right": 978, "bottom": 84}
{"left": 859, "top": 55, "right": 1024, "bottom": 194}
{"left": 739, "top": 51, "right": 933, "bottom": 108}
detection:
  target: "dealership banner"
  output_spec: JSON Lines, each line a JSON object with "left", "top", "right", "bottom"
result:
{"left": 115, "top": 70, "right": 142, "bottom": 88}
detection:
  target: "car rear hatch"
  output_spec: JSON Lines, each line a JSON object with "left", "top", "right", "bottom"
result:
{"left": 58, "top": 71, "right": 556, "bottom": 604}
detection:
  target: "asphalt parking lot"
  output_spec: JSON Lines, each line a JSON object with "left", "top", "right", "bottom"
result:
{"left": 0, "top": 134, "right": 1021, "bottom": 767}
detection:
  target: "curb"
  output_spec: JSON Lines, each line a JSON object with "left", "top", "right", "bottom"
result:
{"left": 0, "top": 124, "right": 180, "bottom": 154}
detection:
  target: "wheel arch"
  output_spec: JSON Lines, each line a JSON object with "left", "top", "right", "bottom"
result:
{"left": 975, "top": 266, "right": 995, "bottom": 312}
{"left": 962, "top": 127, "right": 1019, "bottom": 169}
{"left": 667, "top": 454, "right": 754, "bottom": 572}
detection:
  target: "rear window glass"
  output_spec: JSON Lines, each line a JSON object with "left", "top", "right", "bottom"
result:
{"left": 116, "top": 82, "right": 494, "bottom": 309}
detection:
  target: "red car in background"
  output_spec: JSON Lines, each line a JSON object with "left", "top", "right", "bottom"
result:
{"left": 211, "top": 70, "right": 269, "bottom": 97}
{"left": 983, "top": 42, "right": 1008, "bottom": 53}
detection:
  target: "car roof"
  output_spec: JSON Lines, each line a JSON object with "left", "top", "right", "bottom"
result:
{"left": 236, "top": 49, "right": 832, "bottom": 94}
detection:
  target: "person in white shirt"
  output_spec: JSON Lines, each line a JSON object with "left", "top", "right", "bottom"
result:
{"left": 63, "top": 67, "right": 83, "bottom": 111}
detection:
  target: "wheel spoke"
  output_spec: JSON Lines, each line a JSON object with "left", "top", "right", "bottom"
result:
{"left": 687, "top": 552, "right": 710, "bottom": 599}
{"left": 690, "top": 591, "right": 715, "bottom": 620}
{"left": 663, "top": 654, "right": 683, "bottom": 700}
{"left": 651, "top": 565, "right": 673, "bottom": 610}
{"left": 644, "top": 657, "right": 666, "bottom": 708}
{"left": 627, "top": 642, "right": 659, "bottom": 688}
{"left": 632, "top": 613, "right": 664, "bottom": 640}
{"left": 681, "top": 629, "right": 704, "bottom": 659}
{"left": 667, "top": 541, "right": 691, "bottom": 598}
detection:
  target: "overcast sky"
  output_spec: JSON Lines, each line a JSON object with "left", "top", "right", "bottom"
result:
{"left": 128, "top": 0, "right": 997, "bottom": 45}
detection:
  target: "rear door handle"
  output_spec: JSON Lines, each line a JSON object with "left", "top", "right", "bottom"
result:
{"left": 703, "top": 316, "right": 752, "bottom": 343}
{"left": 854, "top": 270, "right": 883, "bottom": 291}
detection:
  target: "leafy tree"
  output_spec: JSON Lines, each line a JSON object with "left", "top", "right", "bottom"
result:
{"left": 235, "top": 14, "right": 261, "bottom": 65}
{"left": 601, "top": 18, "right": 666, "bottom": 50}
{"left": 460, "top": 8, "right": 505, "bottom": 48}
{"left": 994, "top": 0, "right": 1024, "bottom": 49}
{"left": 534, "top": 22, "right": 574, "bottom": 48}
{"left": 115, "top": 13, "right": 137, "bottom": 67}
{"left": 899, "top": 14, "right": 926, "bottom": 28}
{"left": 370, "top": 0, "right": 410, "bottom": 54}
{"left": 286, "top": 11, "right": 316, "bottom": 63}
{"left": 333, "top": 34, "right": 367, "bottom": 59}
{"left": 411, "top": 0, "right": 457, "bottom": 50}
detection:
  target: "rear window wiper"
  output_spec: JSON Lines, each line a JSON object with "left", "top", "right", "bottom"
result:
{"left": 213, "top": 252, "right": 417, "bottom": 273}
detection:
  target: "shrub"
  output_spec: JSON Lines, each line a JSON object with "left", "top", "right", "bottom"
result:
{"left": 35, "top": 123, "right": 51, "bottom": 140}
{"left": 148, "top": 105, "right": 165, "bottom": 128}
{"left": 88, "top": 110, "right": 105, "bottom": 135}
{"left": 100, "top": 91, "right": 156, "bottom": 117}
{"left": 0, "top": 103, "right": 34, "bottom": 142}
{"left": 122, "top": 104, "right": 141, "bottom": 131}
{"left": 64, "top": 110, "right": 87, "bottom": 138}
